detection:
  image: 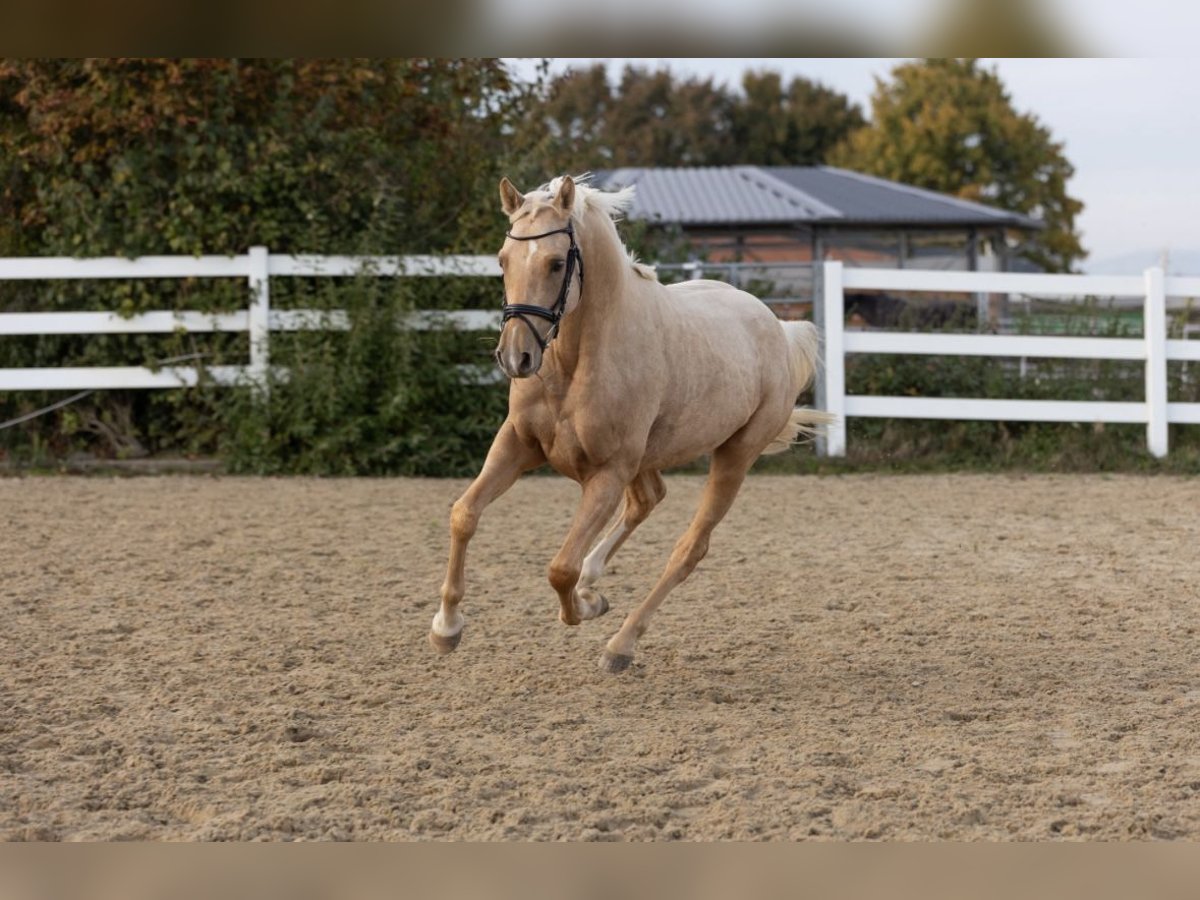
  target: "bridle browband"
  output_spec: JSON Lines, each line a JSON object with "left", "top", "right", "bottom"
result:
{"left": 501, "top": 222, "right": 584, "bottom": 350}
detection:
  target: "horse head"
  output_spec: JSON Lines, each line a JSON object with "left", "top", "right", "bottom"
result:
{"left": 494, "top": 176, "right": 583, "bottom": 379}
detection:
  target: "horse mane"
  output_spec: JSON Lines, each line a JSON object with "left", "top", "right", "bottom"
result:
{"left": 538, "top": 175, "right": 659, "bottom": 282}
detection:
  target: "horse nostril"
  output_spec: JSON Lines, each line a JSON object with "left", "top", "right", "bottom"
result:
{"left": 518, "top": 352, "right": 533, "bottom": 373}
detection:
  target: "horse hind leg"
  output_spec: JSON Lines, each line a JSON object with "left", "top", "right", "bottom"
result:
{"left": 599, "top": 447, "right": 755, "bottom": 673}
{"left": 576, "top": 470, "right": 666, "bottom": 616}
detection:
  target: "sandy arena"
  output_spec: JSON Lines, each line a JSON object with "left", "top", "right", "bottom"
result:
{"left": 3, "top": 473, "right": 1200, "bottom": 841}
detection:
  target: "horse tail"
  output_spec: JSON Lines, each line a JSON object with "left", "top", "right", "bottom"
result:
{"left": 761, "top": 320, "right": 838, "bottom": 455}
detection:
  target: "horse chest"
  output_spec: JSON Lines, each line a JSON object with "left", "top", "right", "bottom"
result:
{"left": 523, "top": 412, "right": 617, "bottom": 480}
{"left": 542, "top": 418, "right": 595, "bottom": 478}
{"left": 512, "top": 368, "right": 638, "bottom": 479}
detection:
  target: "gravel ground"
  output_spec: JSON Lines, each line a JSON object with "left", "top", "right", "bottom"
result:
{"left": 3, "top": 473, "right": 1199, "bottom": 840}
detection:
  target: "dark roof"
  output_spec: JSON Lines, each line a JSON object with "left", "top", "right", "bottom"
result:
{"left": 592, "top": 166, "right": 1042, "bottom": 231}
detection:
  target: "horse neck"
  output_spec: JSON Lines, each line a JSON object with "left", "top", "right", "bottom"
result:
{"left": 548, "top": 213, "right": 634, "bottom": 374}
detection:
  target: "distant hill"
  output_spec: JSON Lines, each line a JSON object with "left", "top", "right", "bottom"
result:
{"left": 1085, "top": 249, "right": 1200, "bottom": 276}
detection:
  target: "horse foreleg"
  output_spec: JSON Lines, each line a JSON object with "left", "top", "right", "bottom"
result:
{"left": 579, "top": 470, "right": 666, "bottom": 590}
{"left": 548, "top": 470, "right": 627, "bottom": 626}
{"left": 599, "top": 449, "right": 752, "bottom": 673}
{"left": 431, "top": 421, "right": 544, "bottom": 654}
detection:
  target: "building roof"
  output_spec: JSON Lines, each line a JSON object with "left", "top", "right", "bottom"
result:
{"left": 592, "top": 166, "right": 1042, "bottom": 231}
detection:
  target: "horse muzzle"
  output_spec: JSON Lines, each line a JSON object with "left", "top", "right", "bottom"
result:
{"left": 494, "top": 344, "right": 542, "bottom": 379}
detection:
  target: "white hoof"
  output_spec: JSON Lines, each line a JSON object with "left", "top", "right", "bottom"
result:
{"left": 430, "top": 609, "right": 464, "bottom": 653}
{"left": 580, "top": 587, "right": 610, "bottom": 620}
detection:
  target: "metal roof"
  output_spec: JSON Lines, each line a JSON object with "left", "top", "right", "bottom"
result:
{"left": 593, "top": 166, "right": 1042, "bottom": 230}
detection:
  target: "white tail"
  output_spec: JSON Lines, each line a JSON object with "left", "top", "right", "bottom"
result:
{"left": 761, "top": 320, "right": 838, "bottom": 455}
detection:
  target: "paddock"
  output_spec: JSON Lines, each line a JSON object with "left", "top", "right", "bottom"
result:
{"left": 3, "top": 473, "right": 1199, "bottom": 840}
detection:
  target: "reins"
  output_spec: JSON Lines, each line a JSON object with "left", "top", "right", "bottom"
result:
{"left": 502, "top": 222, "right": 584, "bottom": 350}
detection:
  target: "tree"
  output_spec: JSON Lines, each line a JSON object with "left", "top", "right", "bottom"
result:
{"left": 533, "top": 62, "right": 614, "bottom": 170}
{"left": 533, "top": 63, "right": 863, "bottom": 172}
{"left": 0, "top": 58, "right": 537, "bottom": 258}
{"left": 535, "top": 64, "right": 732, "bottom": 171}
{"left": 732, "top": 70, "right": 864, "bottom": 166}
{"left": 604, "top": 67, "right": 733, "bottom": 168}
{"left": 832, "top": 58, "right": 1084, "bottom": 272}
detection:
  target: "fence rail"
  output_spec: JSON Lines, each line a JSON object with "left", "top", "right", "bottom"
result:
{"left": 0, "top": 246, "right": 500, "bottom": 393}
{"left": 5, "top": 249, "right": 1199, "bottom": 460}
{"left": 817, "top": 261, "right": 1200, "bottom": 459}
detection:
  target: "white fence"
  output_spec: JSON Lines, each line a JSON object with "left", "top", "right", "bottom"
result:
{"left": 6, "top": 249, "right": 1200, "bottom": 462}
{"left": 817, "top": 260, "right": 1200, "bottom": 458}
{"left": 0, "top": 247, "right": 501, "bottom": 392}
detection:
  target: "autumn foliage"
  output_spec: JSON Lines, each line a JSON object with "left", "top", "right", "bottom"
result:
{"left": 0, "top": 59, "right": 537, "bottom": 471}
{"left": 0, "top": 58, "right": 535, "bottom": 258}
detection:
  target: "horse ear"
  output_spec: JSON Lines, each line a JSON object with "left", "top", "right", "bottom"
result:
{"left": 499, "top": 177, "right": 524, "bottom": 216}
{"left": 554, "top": 176, "right": 575, "bottom": 215}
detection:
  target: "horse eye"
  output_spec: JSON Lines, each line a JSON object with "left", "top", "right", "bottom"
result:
{"left": 550, "top": 259, "right": 565, "bottom": 272}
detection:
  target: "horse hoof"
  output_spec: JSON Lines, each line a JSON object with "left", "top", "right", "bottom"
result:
{"left": 572, "top": 589, "right": 608, "bottom": 621}
{"left": 429, "top": 628, "right": 463, "bottom": 654}
{"left": 598, "top": 650, "right": 633, "bottom": 674}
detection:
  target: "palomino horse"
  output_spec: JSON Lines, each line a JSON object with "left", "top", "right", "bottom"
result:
{"left": 431, "top": 175, "right": 831, "bottom": 672}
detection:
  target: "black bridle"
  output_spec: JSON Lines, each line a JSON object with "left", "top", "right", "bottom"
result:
{"left": 501, "top": 222, "right": 584, "bottom": 350}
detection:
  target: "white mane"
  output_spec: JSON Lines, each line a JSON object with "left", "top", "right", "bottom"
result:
{"left": 541, "top": 173, "right": 636, "bottom": 222}
{"left": 536, "top": 175, "right": 657, "bottom": 281}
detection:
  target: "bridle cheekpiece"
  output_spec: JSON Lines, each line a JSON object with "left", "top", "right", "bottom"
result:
{"left": 501, "top": 221, "right": 584, "bottom": 350}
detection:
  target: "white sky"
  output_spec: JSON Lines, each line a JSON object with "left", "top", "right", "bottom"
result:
{"left": 518, "top": 57, "right": 1200, "bottom": 271}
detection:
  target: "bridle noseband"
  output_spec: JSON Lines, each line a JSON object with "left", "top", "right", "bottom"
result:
{"left": 501, "top": 222, "right": 584, "bottom": 350}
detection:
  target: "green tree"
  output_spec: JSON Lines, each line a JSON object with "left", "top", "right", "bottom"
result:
{"left": 533, "top": 62, "right": 614, "bottom": 169}
{"left": 732, "top": 70, "right": 865, "bottom": 166}
{"left": 533, "top": 63, "right": 863, "bottom": 172}
{"left": 604, "top": 66, "right": 733, "bottom": 168}
{"left": 535, "top": 64, "right": 732, "bottom": 171}
{"left": 832, "top": 58, "right": 1084, "bottom": 272}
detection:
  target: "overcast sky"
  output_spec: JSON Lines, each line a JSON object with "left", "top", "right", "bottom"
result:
{"left": 522, "top": 58, "right": 1200, "bottom": 272}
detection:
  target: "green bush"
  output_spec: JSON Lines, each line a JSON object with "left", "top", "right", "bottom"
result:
{"left": 760, "top": 297, "right": 1200, "bottom": 474}
{"left": 218, "top": 275, "right": 507, "bottom": 476}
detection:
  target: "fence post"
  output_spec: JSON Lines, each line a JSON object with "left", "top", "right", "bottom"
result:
{"left": 248, "top": 246, "right": 270, "bottom": 391}
{"left": 1144, "top": 266, "right": 1168, "bottom": 458}
{"left": 813, "top": 263, "right": 826, "bottom": 456}
{"left": 822, "top": 260, "right": 847, "bottom": 457}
